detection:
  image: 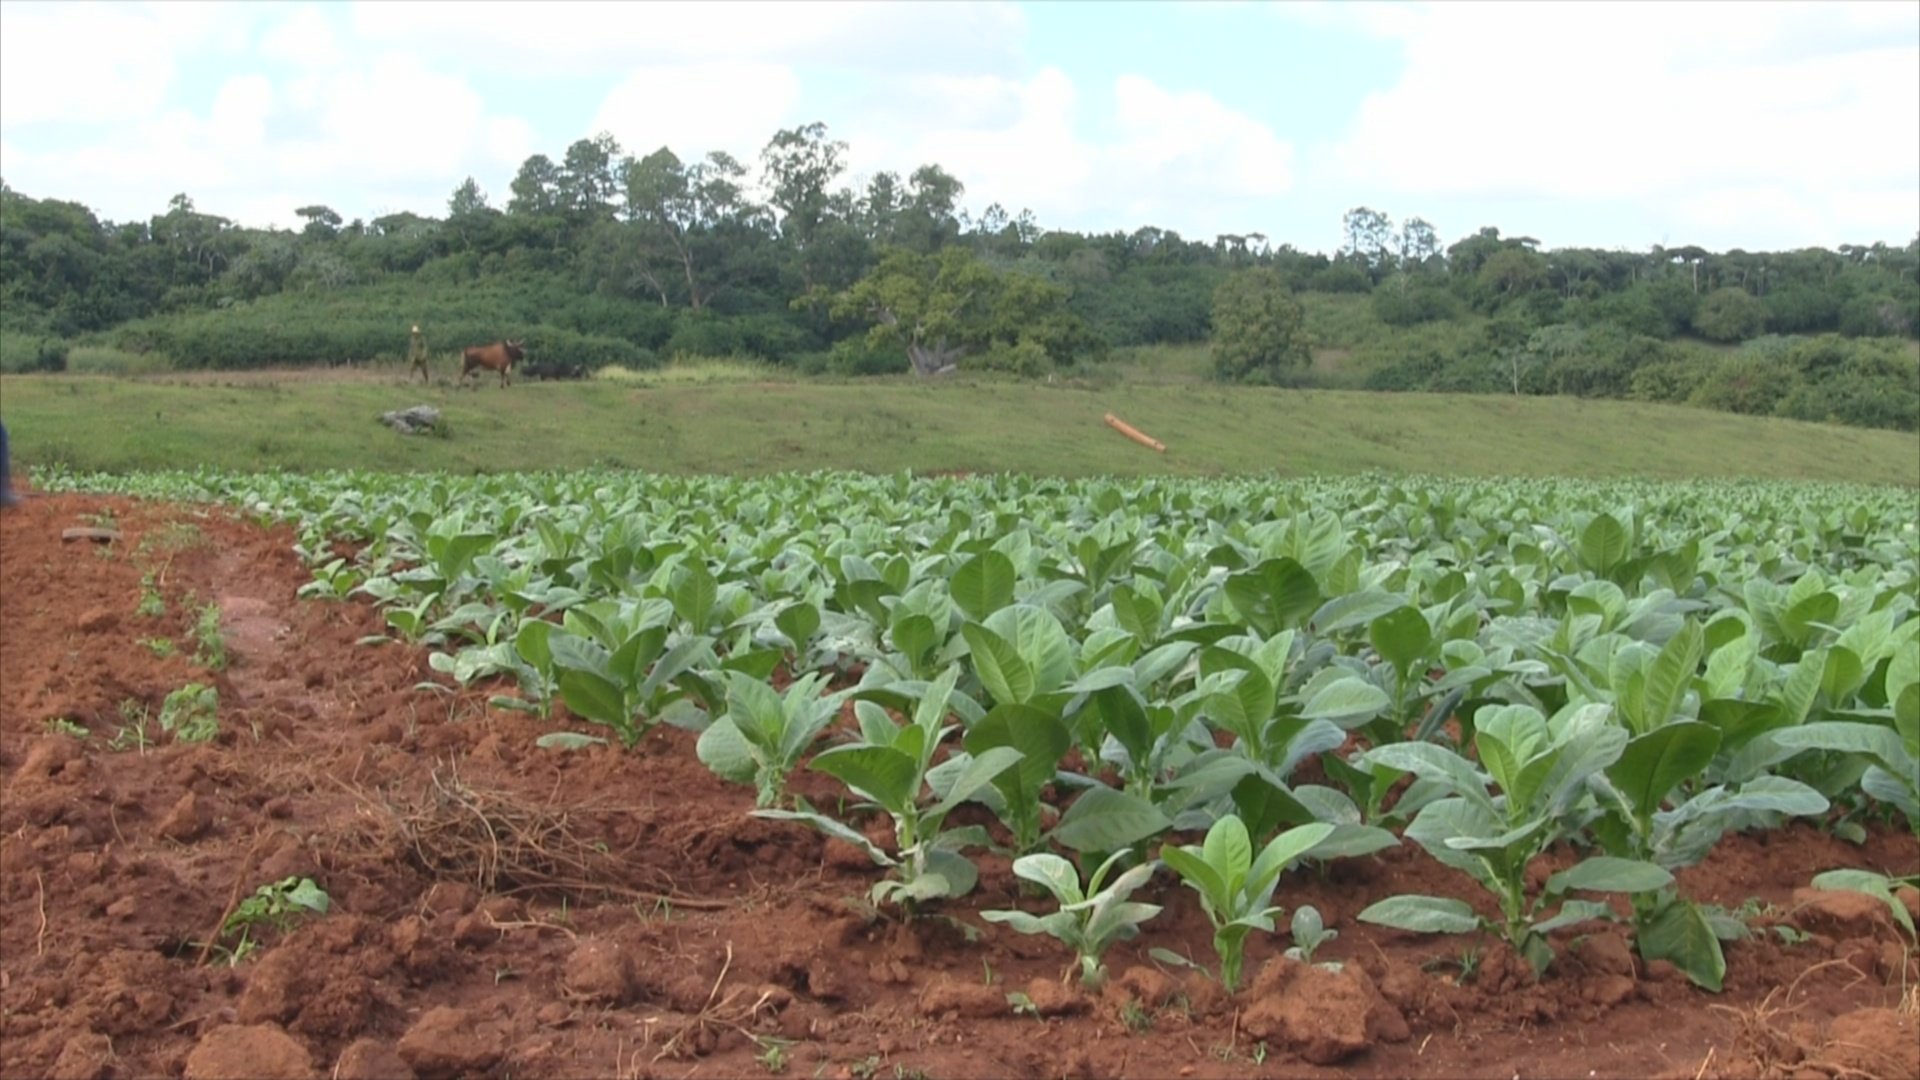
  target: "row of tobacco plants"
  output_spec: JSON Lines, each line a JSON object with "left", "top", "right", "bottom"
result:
{"left": 39, "top": 466, "right": 1920, "bottom": 991}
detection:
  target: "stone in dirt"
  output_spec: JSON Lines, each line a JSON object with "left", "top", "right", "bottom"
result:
{"left": 378, "top": 405, "right": 442, "bottom": 436}
{"left": 183, "top": 1023, "right": 317, "bottom": 1080}
{"left": 397, "top": 1006, "right": 504, "bottom": 1079}
{"left": 333, "top": 1039, "right": 417, "bottom": 1080}
{"left": 1239, "top": 957, "right": 1410, "bottom": 1066}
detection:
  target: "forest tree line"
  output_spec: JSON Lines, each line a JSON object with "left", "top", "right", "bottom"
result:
{"left": 2, "top": 122, "right": 1916, "bottom": 429}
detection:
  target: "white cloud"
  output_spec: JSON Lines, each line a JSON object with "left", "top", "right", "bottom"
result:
{"left": 587, "top": 63, "right": 804, "bottom": 164}
{"left": 0, "top": 1, "right": 256, "bottom": 127}
{"left": 843, "top": 68, "right": 1295, "bottom": 239}
{"left": 347, "top": 0, "right": 1027, "bottom": 76}
{"left": 1303, "top": 0, "right": 1920, "bottom": 247}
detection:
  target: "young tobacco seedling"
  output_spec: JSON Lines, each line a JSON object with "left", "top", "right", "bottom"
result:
{"left": 698, "top": 670, "right": 849, "bottom": 807}
{"left": 756, "top": 667, "right": 1022, "bottom": 911}
{"left": 980, "top": 851, "right": 1163, "bottom": 989}
{"left": 1157, "top": 815, "right": 1335, "bottom": 992}
{"left": 1357, "top": 703, "right": 1674, "bottom": 977}
{"left": 1283, "top": 905, "right": 1338, "bottom": 968}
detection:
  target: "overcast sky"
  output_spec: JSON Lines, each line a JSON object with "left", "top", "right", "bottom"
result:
{"left": 2, "top": 0, "right": 1915, "bottom": 255}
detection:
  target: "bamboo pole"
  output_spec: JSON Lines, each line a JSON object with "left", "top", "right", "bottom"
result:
{"left": 1104, "top": 413, "right": 1167, "bottom": 453}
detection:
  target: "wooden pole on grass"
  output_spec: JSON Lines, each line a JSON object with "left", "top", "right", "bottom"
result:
{"left": 1104, "top": 413, "right": 1167, "bottom": 453}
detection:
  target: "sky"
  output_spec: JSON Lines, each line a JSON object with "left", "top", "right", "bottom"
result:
{"left": 1, "top": 0, "right": 1915, "bottom": 256}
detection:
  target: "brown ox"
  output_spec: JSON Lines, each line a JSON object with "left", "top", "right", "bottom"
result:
{"left": 460, "top": 339, "right": 524, "bottom": 388}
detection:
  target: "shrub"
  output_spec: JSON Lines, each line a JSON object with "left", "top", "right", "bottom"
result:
{"left": 1693, "top": 287, "right": 1767, "bottom": 343}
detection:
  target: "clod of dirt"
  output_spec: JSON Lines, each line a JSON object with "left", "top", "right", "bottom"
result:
{"left": 332, "top": 1038, "right": 417, "bottom": 1080}
{"left": 918, "top": 976, "right": 1007, "bottom": 1019}
{"left": 1104, "top": 965, "right": 1177, "bottom": 1011}
{"left": 1240, "top": 957, "right": 1410, "bottom": 1066}
{"left": 1584, "top": 974, "right": 1637, "bottom": 1008}
{"left": 157, "top": 792, "right": 211, "bottom": 843}
{"left": 16, "top": 736, "right": 82, "bottom": 782}
{"left": 47, "top": 1032, "right": 114, "bottom": 1080}
{"left": 1821, "top": 1007, "right": 1920, "bottom": 1078}
{"left": 183, "top": 1023, "right": 317, "bottom": 1080}
{"left": 1573, "top": 931, "right": 1636, "bottom": 977}
{"left": 397, "top": 1006, "right": 504, "bottom": 1079}
{"left": 74, "top": 607, "right": 118, "bottom": 634}
{"left": 237, "top": 948, "right": 310, "bottom": 1025}
{"left": 1023, "top": 977, "right": 1090, "bottom": 1017}
{"left": 563, "top": 939, "right": 635, "bottom": 1005}
{"left": 1790, "top": 887, "right": 1895, "bottom": 938}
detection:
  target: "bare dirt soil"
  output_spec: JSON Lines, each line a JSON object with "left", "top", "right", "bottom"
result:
{"left": 3, "top": 487, "right": 1917, "bottom": 1080}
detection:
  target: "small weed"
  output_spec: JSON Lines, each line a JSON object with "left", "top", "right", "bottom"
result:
{"left": 981, "top": 958, "right": 994, "bottom": 986}
{"left": 136, "top": 573, "right": 165, "bottom": 618}
{"left": 143, "top": 636, "right": 177, "bottom": 658}
{"left": 44, "top": 718, "right": 90, "bottom": 740}
{"left": 1119, "top": 998, "right": 1152, "bottom": 1034}
{"left": 158, "top": 683, "right": 219, "bottom": 744}
{"left": 754, "top": 1037, "right": 792, "bottom": 1075}
{"left": 893, "top": 1068, "right": 932, "bottom": 1080}
{"left": 1251, "top": 1042, "right": 1269, "bottom": 1066}
{"left": 214, "top": 876, "right": 330, "bottom": 965}
{"left": 1006, "top": 992, "right": 1041, "bottom": 1021}
{"left": 193, "top": 603, "right": 227, "bottom": 671}
{"left": 81, "top": 510, "right": 118, "bottom": 531}
{"left": 111, "top": 699, "right": 153, "bottom": 753}
{"left": 848, "top": 1055, "right": 882, "bottom": 1080}
{"left": 1771, "top": 925, "right": 1814, "bottom": 947}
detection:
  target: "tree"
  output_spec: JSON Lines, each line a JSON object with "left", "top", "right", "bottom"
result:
{"left": 1342, "top": 207, "right": 1395, "bottom": 281}
{"left": 1692, "top": 286, "right": 1766, "bottom": 342}
{"left": 508, "top": 154, "right": 563, "bottom": 216}
{"left": 1479, "top": 248, "right": 1548, "bottom": 299}
{"left": 559, "top": 133, "right": 623, "bottom": 218}
{"left": 620, "top": 147, "right": 753, "bottom": 312}
{"left": 448, "top": 178, "right": 489, "bottom": 218}
{"left": 827, "top": 246, "right": 1088, "bottom": 377}
{"left": 1210, "top": 267, "right": 1311, "bottom": 384}
{"left": 294, "top": 205, "right": 342, "bottom": 240}
{"left": 1397, "top": 217, "right": 1441, "bottom": 273}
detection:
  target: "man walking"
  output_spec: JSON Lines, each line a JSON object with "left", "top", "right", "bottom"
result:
{"left": 407, "top": 323, "right": 431, "bottom": 383}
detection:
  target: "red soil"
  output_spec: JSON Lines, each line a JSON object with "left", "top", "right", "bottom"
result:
{"left": 2, "top": 488, "right": 1916, "bottom": 1080}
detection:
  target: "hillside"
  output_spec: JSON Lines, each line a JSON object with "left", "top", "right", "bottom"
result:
{"left": 4, "top": 366, "right": 1914, "bottom": 486}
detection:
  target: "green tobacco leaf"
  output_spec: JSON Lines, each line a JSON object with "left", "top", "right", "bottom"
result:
{"left": 1300, "top": 676, "right": 1391, "bottom": 727}
{"left": 776, "top": 602, "right": 820, "bottom": 649}
{"left": 557, "top": 669, "right": 628, "bottom": 732}
{"left": 1224, "top": 557, "right": 1321, "bottom": 638}
{"left": 963, "top": 622, "right": 1034, "bottom": 705}
{"left": 810, "top": 744, "right": 920, "bottom": 816}
{"left": 1607, "top": 721, "right": 1722, "bottom": 823}
{"left": 1639, "top": 899, "right": 1726, "bottom": 992}
{"left": 1547, "top": 856, "right": 1673, "bottom": 895}
{"left": 695, "top": 716, "right": 758, "bottom": 784}
{"left": 1637, "top": 620, "right": 1704, "bottom": 734}
{"left": 1357, "top": 895, "right": 1480, "bottom": 935}
{"left": 1579, "top": 513, "right": 1630, "bottom": 575}
{"left": 1370, "top": 605, "right": 1432, "bottom": 682}
{"left": 1053, "top": 786, "right": 1173, "bottom": 852}
{"left": 951, "top": 550, "right": 1017, "bottom": 623}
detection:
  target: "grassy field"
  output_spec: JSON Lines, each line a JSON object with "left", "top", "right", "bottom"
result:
{"left": 4, "top": 358, "right": 1914, "bottom": 485}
